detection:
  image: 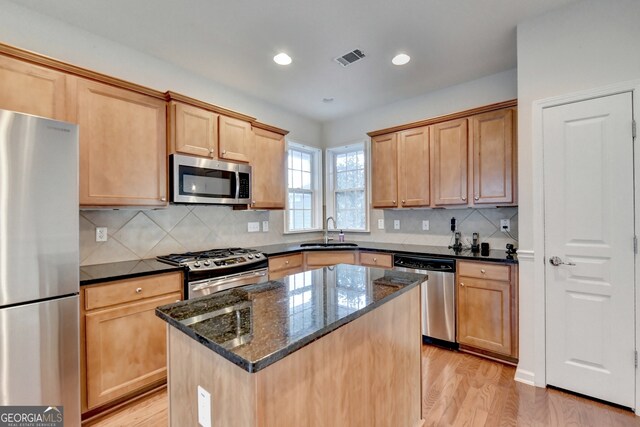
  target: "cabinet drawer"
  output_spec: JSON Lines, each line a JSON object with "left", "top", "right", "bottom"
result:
{"left": 269, "top": 253, "right": 304, "bottom": 273}
{"left": 85, "top": 272, "right": 183, "bottom": 310}
{"left": 458, "top": 261, "right": 510, "bottom": 281}
{"left": 359, "top": 252, "right": 393, "bottom": 268}
{"left": 305, "top": 251, "right": 357, "bottom": 267}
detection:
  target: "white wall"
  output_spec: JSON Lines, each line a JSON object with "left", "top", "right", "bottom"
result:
{"left": 0, "top": 0, "right": 322, "bottom": 146}
{"left": 322, "top": 68, "right": 517, "bottom": 147}
{"left": 517, "top": 0, "right": 640, "bottom": 384}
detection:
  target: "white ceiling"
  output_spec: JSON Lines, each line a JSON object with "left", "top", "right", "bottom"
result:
{"left": 13, "top": 0, "right": 576, "bottom": 122}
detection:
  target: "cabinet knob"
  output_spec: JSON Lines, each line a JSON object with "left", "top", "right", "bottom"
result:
{"left": 135, "top": 287, "right": 143, "bottom": 293}
{"left": 460, "top": 282, "right": 465, "bottom": 287}
{"left": 462, "top": 196, "right": 467, "bottom": 201}
{"left": 474, "top": 196, "right": 479, "bottom": 201}
{"left": 481, "top": 269, "right": 486, "bottom": 274}
{"left": 209, "top": 148, "right": 214, "bottom": 153}
{"left": 373, "top": 258, "right": 378, "bottom": 262}
{"left": 222, "top": 150, "right": 227, "bottom": 155}
{"left": 285, "top": 260, "right": 289, "bottom": 265}
{"left": 160, "top": 196, "right": 167, "bottom": 202}
{"left": 401, "top": 200, "right": 405, "bottom": 205}
{"left": 392, "top": 200, "right": 396, "bottom": 205}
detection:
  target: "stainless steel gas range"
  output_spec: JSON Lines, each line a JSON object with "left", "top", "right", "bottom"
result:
{"left": 157, "top": 248, "right": 268, "bottom": 299}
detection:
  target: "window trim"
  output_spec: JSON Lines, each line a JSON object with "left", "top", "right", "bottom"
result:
{"left": 325, "top": 141, "right": 370, "bottom": 233}
{"left": 284, "top": 141, "right": 323, "bottom": 234}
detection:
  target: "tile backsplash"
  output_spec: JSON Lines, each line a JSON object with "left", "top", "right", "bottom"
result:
{"left": 80, "top": 205, "right": 518, "bottom": 266}
{"left": 79, "top": 206, "right": 319, "bottom": 266}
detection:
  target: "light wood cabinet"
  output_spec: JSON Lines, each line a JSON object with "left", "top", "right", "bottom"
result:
{"left": 397, "top": 126, "right": 430, "bottom": 207}
{"left": 68, "top": 77, "right": 167, "bottom": 207}
{"left": 371, "top": 133, "right": 398, "bottom": 208}
{"left": 304, "top": 251, "right": 358, "bottom": 268}
{"left": 457, "top": 261, "right": 518, "bottom": 360}
{"left": 359, "top": 252, "right": 393, "bottom": 268}
{"left": 219, "top": 115, "right": 252, "bottom": 163}
{"left": 268, "top": 253, "right": 304, "bottom": 280}
{"left": 169, "top": 101, "right": 218, "bottom": 158}
{"left": 0, "top": 55, "right": 67, "bottom": 120}
{"left": 430, "top": 118, "right": 468, "bottom": 206}
{"left": 251, "top": 126, "right": 286, "bottom": 209}
{"left": 81, "top": 272, "right": 183, "bottom": 414}
{"left": 470, "top": 108, "right": 516, "bottom": 205}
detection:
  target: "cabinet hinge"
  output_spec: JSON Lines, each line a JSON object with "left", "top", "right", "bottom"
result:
{"left": 635, "top": 236, "right": 638, "bottom": 254}
{"left": 633, "top": 120, "right": 637, "bottom": 140}
{"left": 635, "top": 350, "right": 638, "bottom": 368}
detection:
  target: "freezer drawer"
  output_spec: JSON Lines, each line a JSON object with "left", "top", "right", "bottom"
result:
{"left": 0, "top": 296, "right": 80, "bottom": 427}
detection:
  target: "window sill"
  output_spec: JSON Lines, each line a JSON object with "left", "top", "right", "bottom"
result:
{"left": 283, "top": 229, "right": 323, "bottom": 235}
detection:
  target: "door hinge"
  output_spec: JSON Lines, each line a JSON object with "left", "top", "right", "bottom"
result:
{"left": 635, "top": 236, "right": 638, "bottom": 254}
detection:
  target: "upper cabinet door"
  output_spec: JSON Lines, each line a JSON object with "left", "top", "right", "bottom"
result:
{"left": 371, "top": 133, "right": 398, "bottom": 208}
{"left": 219, "top": 115, "right": 252, "bottom": 163}
{"left": 430, "top": 118, "right": 468, "bottom": 206}
{"left": 251, "top": 128, "right": 285, "bottom": 209}
{"left": 470, "top": 108, "right": 515, "bottom": 205}
{"left": 397, "top": 127, "right": 430, "bottom": 207}
{"left": 0, "top": 55, "right": 67, "bottom": 121}
{"left": 68, "top": 77, "right": 167, "bottom": 207}
{"left": 170, "top": 101, "right": 218, "bottom": 158}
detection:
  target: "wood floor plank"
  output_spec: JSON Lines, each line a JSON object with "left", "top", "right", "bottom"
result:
{"left": 92, "top": 344, "right": 640, "bottom": 427}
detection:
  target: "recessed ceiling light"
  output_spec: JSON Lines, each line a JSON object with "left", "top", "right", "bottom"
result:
{"left": 392, "top": 53, "right": 411, "bottom": 66}
{"left": 322, "top": 98, "right": 334, "bottom": 103}
{"left": 273, "top": 53, "right": 292, "bottom": 65}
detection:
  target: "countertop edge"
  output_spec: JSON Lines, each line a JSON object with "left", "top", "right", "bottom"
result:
{"left": 80, "top": 265, "right": 186, "bottom": 286}
{"left": 155, "top": 276, "right": 422, "bottom": 373}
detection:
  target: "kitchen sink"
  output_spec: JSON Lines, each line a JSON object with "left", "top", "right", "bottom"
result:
{"left": 299, "top": 242, "right": 359, "bottom": 248}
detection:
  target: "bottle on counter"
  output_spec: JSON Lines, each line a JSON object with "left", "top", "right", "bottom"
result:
{"left": 339, "top": 230, "right": 345, "bottom": 242}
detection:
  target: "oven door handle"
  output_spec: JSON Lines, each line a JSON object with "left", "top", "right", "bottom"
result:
{"left": 191, "top": 270, "right": 267, "bottom": 292}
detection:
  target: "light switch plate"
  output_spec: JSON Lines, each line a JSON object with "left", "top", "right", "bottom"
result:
{"left": 95, "top": 227, "right": 107, "bottom": 242}
{"left": 197, "top": 386, "right": 211, "bottom": 427}
{"left": 377, "top": 219, "right": 385, "bottom": 230}
{"left": 262, "top": 221, "right": 269, "bottom": 232}
{"left": 248, "top": 222, "right": 260, "bottom": 233}
{"left": 500, "top": 219, "right": 511, "bottom": 232}
{"left": 422, "top": 220, "right": 430, "bottom": 231}
{"left": 393, "top": 220, "right": 400, "bottom": 230}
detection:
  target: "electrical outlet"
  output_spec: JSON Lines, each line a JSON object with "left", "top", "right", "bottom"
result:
{"left": 422, "top": 220, "right": 430, "bottom": 231}
{"left": 500, "top": 219, "right": 511, "bottom": 232}
{"left": 95, "top": 227, "right": 107, "bottom": 242}
{"left": 197, "top": 386, "right": 211, "bottom": 427}
{"left": 393, "top": 220, "right": 400, "bottom": 230}
{"left": 377, "top": 219, "right": 385, "bottom": 230}
{"left": 262, "top": 221, "right": 269, "bottom": 232}
{"left": 247, "top": 222, "right": 260, "bottom": 233}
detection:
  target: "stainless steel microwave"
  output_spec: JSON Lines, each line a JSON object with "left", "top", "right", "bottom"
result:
{"left": 170, "top": 154, "right": 251, "bottom": 205}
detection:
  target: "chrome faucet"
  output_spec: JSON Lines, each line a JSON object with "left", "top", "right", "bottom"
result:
{"left": 324, "top": 216, "right": 336, "bottom": 244}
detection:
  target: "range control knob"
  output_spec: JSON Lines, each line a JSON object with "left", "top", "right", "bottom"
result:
{"left": 247, "top": 255, "right": 254, "bottom": 259}
{"left": 255, "top": 253, "right": 262, "bottom": 258}
{"left": 193, "top": 262, "right": 201, "bottom": 268}
{"left": 203, "top": 260, "right": 211, "bottom": 267}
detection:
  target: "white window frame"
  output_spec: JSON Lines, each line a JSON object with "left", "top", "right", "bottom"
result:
{"left": 325, "top": 141, "right": 370, "bottom": 232}
{"left": 285, "top": 141, "right": 323, "bottom": 233}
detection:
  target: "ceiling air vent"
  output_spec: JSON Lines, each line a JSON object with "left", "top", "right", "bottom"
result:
{"left": 334, "top": 49, "right": 366, "bottom": 67}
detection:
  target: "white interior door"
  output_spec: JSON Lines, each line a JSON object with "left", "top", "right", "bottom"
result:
{"left": 544, "top": 92, "right": 635, "bottom": 408}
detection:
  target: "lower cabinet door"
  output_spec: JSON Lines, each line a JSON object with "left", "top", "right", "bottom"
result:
{"left": 457, "top": 277, "right": 512, "bottom": 355}
{"left": 85, "top": 292, "right": 181, "bottom": 409}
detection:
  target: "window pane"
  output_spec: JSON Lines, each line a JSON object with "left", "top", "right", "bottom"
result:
{"left": 304, "top": 193, "right": 311, "bottom": 209}
{"left": 292, "top": 170, "right": 302, "bottom": 189}
{"left": 301, "top": 153, "right": 311, "bottom": 172}
{"left": 355, "top": 169, "right": 365, "bottom": 188}
{"left": 288, "top": 151, "right": 293, "bottom": 169}
{"left": 336, "top": 153, "right": 347, "bottom": 172}
{"left": 288, "top": 170, "right": 293, "bottom": 188}
{"left": 288, "top": 192, "right": 294, "bottom": 208}
{"left": 356, "top": 151, "right": 365, "bottom": 169}
{"left": 294, "top": 210, "right": 303, "bottom": 229}
{"left": 293, "top": 150, "right": 302, "bottom": 171}
{"left": 289, "top": 210, "right": 295, "bottom": 230}
{"left": 302, "top": 171, "right": 311, "bottom": 190}
{"left": 303, "top": 210, "right": 311, "bottom": 229}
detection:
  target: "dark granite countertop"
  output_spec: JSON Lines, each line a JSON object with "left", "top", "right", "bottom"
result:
{"left": 156, "top": 264, "right": 426, "bottom": 373}
{"left": 80, "top": 259, "right": 185, "bottom": 286}
{"left": 252, "top": 241, "right": 518, "bottom": 264}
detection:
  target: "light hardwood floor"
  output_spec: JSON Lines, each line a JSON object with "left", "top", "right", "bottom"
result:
{"left": 87, "top": 344, "right": 640, "bottom": 426}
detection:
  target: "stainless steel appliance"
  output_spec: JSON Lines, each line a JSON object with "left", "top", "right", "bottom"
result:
{"left": 170, "top": 154, "right": 251, "bottom": 205}
{"left": 394, "top": 255, "right": 457, "bottom": 347}
{"left": 0, "top": 110, "right": 80, "bottom": 425}
{"left": 157, "top": 248, "right": 268, "bottom": 299}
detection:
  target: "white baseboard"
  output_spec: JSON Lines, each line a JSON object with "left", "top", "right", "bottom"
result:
{"left": 514, "top": 368, "right": 535, "bottom": 386}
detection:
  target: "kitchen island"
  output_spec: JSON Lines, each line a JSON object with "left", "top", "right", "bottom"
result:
{"left": 156, "top": 264, "right": 426, "bottom": 427}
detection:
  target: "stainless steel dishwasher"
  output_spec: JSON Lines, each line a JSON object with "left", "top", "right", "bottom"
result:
{"left": 394, "top": 255, "right": 457, "bottom": 348}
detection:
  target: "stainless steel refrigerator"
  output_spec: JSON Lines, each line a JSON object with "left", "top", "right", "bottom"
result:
{"left": 0, "top": 110, "right": 80, "bottom": 426}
